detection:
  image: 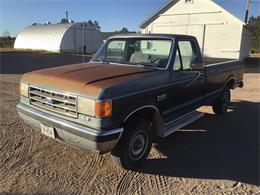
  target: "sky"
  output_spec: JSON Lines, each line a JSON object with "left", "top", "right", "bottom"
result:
{"left": 0, "top": 0, "right": 260, "bottom": 37}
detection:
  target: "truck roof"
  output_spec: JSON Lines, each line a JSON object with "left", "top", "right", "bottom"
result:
{"left": 109, "top": 33, "right": 196, "bottom": 40}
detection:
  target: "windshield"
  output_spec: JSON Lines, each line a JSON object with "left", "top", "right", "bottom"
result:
{"left": 92, "top": 38, "right": 173, "bottom": 69}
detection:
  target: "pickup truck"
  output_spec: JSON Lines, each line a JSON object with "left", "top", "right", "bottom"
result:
{"left": 17, "top": 34, "right": 244, "bottom": 170}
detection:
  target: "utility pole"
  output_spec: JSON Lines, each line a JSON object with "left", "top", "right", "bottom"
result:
{"left": 244, "top": 0, "right": 251, "bottom": 24}
{"left": 66, "top": 11, "right": 69, "bottom": 22}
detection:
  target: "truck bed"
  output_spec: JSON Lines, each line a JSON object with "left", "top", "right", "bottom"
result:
{"left": 204, "top": 57, "right": 238, "bottom": 66}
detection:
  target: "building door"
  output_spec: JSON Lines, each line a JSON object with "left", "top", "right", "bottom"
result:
{"left": 187, "top": 25, "right": 206, "bottom": 56}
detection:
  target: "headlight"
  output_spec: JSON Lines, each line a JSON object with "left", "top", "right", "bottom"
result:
{"left": 78, "top": 97, "right": 96, "bottom": 116}
{"left": 77, "top": 97, "right": 112, "bottom": 118}
{"left": 19, "top": 82, "right": 29, "bottom": 97}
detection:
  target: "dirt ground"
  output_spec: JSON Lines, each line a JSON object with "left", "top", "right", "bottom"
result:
{"left": 0, "top": 52, "right": 259, "bottom": 194}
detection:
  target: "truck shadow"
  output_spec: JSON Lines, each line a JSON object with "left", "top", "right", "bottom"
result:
{"left": 244, "top": 57, "right": 260, "bottom": 73}
{"left": 139, "top": 101, "right": 259, "bottom": 186}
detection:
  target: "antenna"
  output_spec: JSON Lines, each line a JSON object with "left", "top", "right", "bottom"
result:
{"left": 66, "top": 11, "right": 69, "bottom": 22}
{"left": 244, "top": 0, "right": 251, "bottom": 23}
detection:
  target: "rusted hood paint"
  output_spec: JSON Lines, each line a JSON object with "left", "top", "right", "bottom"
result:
{"left": 21, "top": 63, "right": 153, "bottom": 98}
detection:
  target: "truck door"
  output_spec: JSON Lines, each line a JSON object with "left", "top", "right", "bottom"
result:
{"left": 164, "top": 39, "right": 205, "bottom": 120}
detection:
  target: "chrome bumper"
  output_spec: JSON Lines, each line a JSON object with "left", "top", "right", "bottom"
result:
{"left": 16, "top": 103, "right": 123, "bottom": 154}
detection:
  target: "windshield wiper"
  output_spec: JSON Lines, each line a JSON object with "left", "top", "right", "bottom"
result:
{"left": 123, "top": 62, "right": 146, "bottom": 67}
{"left": 92, "top": 58, "right": 110, "bottom": 64}
{"left": 126, "top": 62, "right": 156, "bottom": 68}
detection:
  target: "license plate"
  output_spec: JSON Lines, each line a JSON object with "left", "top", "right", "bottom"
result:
{"left": 40, "top": 124, "right": 55, "bottom": 139}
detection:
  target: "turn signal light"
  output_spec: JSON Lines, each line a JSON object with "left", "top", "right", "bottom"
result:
{"left": 16, "top": 83, "right": 20, "bottom": 94}
{"left": 95, "top": 100, "right": 112, "bottom": 118}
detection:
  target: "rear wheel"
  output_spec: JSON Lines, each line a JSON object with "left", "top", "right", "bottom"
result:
{"left": 212, "top": 87, "right": 231, "bottom": 115}
{"left": 111, "top": 118, "right": 153, "bottom": 170}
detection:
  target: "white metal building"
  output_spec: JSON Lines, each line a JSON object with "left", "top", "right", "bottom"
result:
{"left": 140, "top": 0, "right": 252, "bottom": 60}
{"left": 14, "top": 23, "right": 103, "bottom": 54}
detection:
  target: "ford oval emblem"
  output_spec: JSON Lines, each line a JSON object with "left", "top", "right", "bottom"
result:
{"left": 44, "top": 97, "right": 53, "bottom": 104}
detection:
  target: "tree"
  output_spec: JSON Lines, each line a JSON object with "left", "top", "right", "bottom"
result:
{"left": 87, "top": 20, "right": 94, "bottom": 27}
{"left": 246, "top": 16, "right": 260, "bottom": 51}
{"left": 60, "top": 18, "right": 69, "bottom": 24}
{"left": 32, "top": 23, "right": 38, "bottom": 26}
{"left": 118, "top": 27, "right": 129, "bottom": 33}
{"left": 2, "top": 30, "right": 10, "bottom": 38}
{"left": 94, "top": 20, "right": 101, "bottom": 31}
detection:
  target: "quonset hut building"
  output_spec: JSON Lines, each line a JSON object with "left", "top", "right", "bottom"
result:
{"left": 14, "top": 23, "right": 103, "bottom": 54}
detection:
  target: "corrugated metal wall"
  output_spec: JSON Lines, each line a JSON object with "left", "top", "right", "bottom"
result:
{"left": 14, "top": 23, "right": 103, "bottom": 54}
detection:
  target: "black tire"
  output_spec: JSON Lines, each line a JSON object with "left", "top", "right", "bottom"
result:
{"left": 111, "top": 117, "right": 153, "bottom": 170}
{"left": 212, "top": 87, "right": 231, "bottom": 115}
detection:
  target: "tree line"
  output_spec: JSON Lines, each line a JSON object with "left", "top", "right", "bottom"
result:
{"left": 246, "top": 16, "right": 260, "bottom": 52}
{"left": 32, "top": 19, "right": 101, "bottom": 31}
{"left": 31, "top": 19, "right": 130, "bottom": 33}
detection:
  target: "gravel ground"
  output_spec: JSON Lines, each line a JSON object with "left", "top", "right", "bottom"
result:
{"left": 0, "top": 52, "right": 259, "bottom": 194}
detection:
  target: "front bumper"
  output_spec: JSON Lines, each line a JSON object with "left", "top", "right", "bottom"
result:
{"left": 17, "top": 103, "right": 123, "bottom": 154}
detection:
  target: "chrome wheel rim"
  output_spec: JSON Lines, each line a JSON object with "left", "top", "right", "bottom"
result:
{"left": 129, "top": 130, "right": 148, "bottom": 161}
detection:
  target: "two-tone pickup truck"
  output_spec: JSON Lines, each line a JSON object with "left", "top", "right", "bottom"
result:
{"left": 17, "top": 34, "right": 244, "bottom": 170}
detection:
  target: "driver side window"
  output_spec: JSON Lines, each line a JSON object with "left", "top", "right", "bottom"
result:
{"left": 173, "top": 40, "right": 198, "bottom": 70}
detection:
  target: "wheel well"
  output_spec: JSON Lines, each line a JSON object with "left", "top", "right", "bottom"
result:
{"left": 226, "top": 78, "right": 236, "bottom": 89}
{"left": 123, "top": 107, "right": 163, "bottom": 137}
{"left": 124, "top": 107, "right": 157, "bottom": 124}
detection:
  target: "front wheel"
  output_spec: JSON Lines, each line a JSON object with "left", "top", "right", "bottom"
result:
{"left": 111, "top": 118, "right": 153, "bottom": 170}
{"left": 212, "top": 87, "right": 231, "bottom": 115}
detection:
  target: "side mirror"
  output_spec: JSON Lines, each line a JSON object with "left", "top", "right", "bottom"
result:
{"left": 191, "top": 62, "right": 204, "bottom": 70}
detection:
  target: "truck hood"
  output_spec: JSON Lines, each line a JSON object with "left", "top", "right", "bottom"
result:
{"left": 21, "top": 62, "right": 154, "bottom": 98}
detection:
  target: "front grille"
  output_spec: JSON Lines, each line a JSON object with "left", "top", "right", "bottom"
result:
{"left": 29, "top": 86, "right": 78, "bottom": 118}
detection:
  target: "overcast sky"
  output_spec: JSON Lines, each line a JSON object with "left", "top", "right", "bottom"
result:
{"left": 0, "top": 0, "right": 260, "bottom": 37}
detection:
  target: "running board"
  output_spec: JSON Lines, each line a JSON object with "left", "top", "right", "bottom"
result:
{"left": 162, "top": 111, "right": 205, "bottom": 137}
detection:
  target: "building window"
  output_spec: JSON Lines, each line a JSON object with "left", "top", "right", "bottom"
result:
{"left": 185, "top": 0, "right": 193, "bottom": 3}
